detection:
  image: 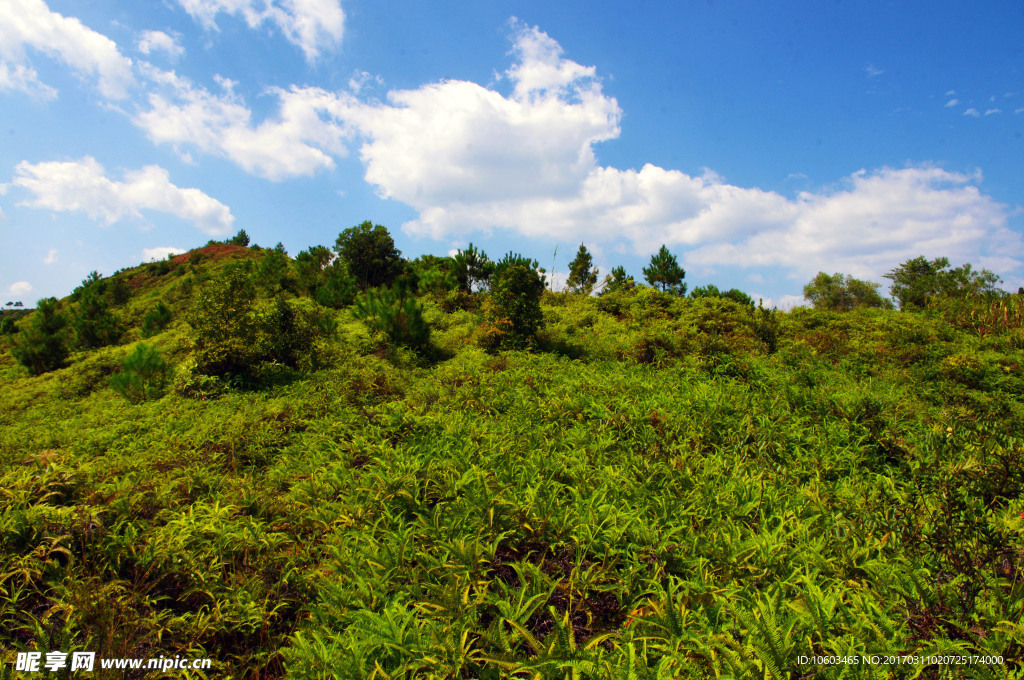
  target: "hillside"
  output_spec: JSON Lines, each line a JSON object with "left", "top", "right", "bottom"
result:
{"left": 1, "top": 242, "right": 1023, "bottom": 679}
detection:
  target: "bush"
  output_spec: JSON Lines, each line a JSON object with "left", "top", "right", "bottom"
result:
{"left": 483, "top": 263, "right": 545, "bottom": 350}
{"left": 256, "top": 248, "right": 297, "bottom": 295}
{"left": 110, "top": 343, "right": 169, "bottom": 403}
{"left": 141, "top": 301, "right": 173, "bottom": 338}
{"left": 265, "top": 296, "right": 337, "bottom": 369}
{"left": 185, "top": 267, "right": 263, "bottom": 378}
{"left": 73, "top": 285, "right": 122, "bottom": 349}
{"left": 227, "top": 229, "right": 251, "bottom": 247}
{"left": 0, "top": 317, "right": 17, "bottom": 335}
{"left": 803, "top": 272, "right": 892, "bottom": 311}
{"left": 314, "top": 263, "right": 358, "bottom": 309}
{"left": 353, "top": 286, "right": 430, "bottom": 350}
{"left": 11, "top": 298, "right": 69, "bottom": 375}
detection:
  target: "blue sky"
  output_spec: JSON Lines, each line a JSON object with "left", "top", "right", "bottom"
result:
{"left": 2, "top": 0, "right": 1022, "bottom": 308}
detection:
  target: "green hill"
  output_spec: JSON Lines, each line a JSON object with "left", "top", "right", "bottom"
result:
{"left": 1, "top": 238, "right": 1023, "bottom": 678}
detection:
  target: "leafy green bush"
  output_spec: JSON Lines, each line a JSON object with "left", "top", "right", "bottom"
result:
{"left": 110, "top": 343, "right": 169, "bottom": 403}
{"left": 354, "top": 286, "right": 430, "bottom": 350}
{"left": 0, "top": 316, "right": 17, "bottom": 335}
{"left": 265, "top": 296, "right": 337, "bottom": 369}
{"left": 185, "top": 266, "right": 263, "bottom": 378}
{"left": 141, "top": 301, "right": 173, "bottom": 338}
{"left": 256, "top": 247, "right": 297, "bottom": 294}
{"left": 314, "top": 263, "right": 358, "bottom": 309}
{"left": 482, "top": 263, "right": 545, "bottom": 350}
{"left": 803, "top": 272, "right": 892, "bottom": 311}
{"left": 12, "top": 297, "right": 70, "bottom": 375}
{"left": 73, "top": 284, "right": 122, "bottom": 349}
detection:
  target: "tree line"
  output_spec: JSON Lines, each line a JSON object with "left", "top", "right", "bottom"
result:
{"left": 2, "top": 220, "right": 1013, "bottom": 380}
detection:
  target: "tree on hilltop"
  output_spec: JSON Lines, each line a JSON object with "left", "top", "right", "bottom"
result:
{"left": 566, "top": 243, "right": 599, "bottom": 295}
{"left": 643, "top": 245, "right": 687, "bottom": 296}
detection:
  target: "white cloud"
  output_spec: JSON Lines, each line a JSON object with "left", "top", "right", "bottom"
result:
{"left": 865, "top": 64, "right": 884, "bottom": 78}
{"left": 686, "top": 167, "right": 1016, "bottom": 281}
{"left": 348, "top": 69, "right": 382, "bottom": 94}
{"left": 8, "top": 281, "right": 33, "bottom": 296}
{"left": 756, "top": 294, "right": 804, "bottom": 311}
{"left": 12, "top": 156, "right": 234, "bottom": 235}
{"left": 944, "top": 98, "right": 959, "bottom": 107}
{"left": 134, "top": 64, "right": 353, "bottom": 180}
{"left": 43, "top": 248, "right": 56, "bottom": 264}
{"left": 175, "top": 0, "right": 344, "bottom": 62}
{"left": 137, "top": 30, "right": 184, "bottom": 61}
{"left": 985, "top": 108, "right": 1002, "bottom": 115}
{"left": 142, "top": 246, "right": 186, "bottom": 261}
{"left": 0, "top": 60, "right": 56, "bottom": 98}
{"left": 1017, "top": 108, "right": 1024, "bottom": 115}
{"left": 945, "top": 89, "right": 956, "bottom": 96}
{"left": 963, "top": 108, "right": 980, "bottom": 117}
{"left": 0, "top": 0, "right": 134, "bottom": 99}
{"left": 322, "top": 24, "right": 1018, "bottom": 285}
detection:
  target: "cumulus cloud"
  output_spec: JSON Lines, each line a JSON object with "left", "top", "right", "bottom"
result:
{"left": 945, "top": 98, "right": 959, "bottom": 107}
{"left": 12, "top": 157, "right": 234, "bottom": 235}
{"left": 985, "top": 108, "right": 1002, "bottom": 116}
{"left": 0, "top": 0, "right": 134, "bottom": 99}
{"left": 963, "top": 108, "right": 980, "bottom": 117}
{"left": 43, "top": 248, "right": 56, "bottom": 264}
{"left": 143, "top": 246, "right": 186, "bottom": 261}
{"left": 324, "top": 23, "right": 1018, "bottom": 283}
{"left": 137, "top": 30, "right": 184, "bottom": 60}
{"left": 134, "top": 64, "right": 353, "bottom": 180}
{"left": 8, "top": 281, "right": 33, "bottom": 296}
{"left": 175, "top": 0, "right": 344, "bottom": 62}
{"left": 686, "top": 167, "right": 1015, "bottom": 280}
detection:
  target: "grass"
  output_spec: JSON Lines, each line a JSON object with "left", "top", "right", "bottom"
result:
{"left": 1, "top": 248, "right": 1023, "bottom": 679}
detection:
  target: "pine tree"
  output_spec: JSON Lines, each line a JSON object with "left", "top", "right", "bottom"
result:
{"left": 601, "top": 266, "right": 635, "bottom": 294}
{"left": 566, "top": 243, "right": 599, "bottom": 295}
{"left": 12, "top": 298, "right": 69, "bottom": 375}
{"left": 643, "top": 245, "right": 687, "bottom": 296}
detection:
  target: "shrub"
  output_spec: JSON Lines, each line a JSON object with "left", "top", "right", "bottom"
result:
{"left": 0, "top": 317, "right": 17, "bottom": 335}
{"left": 885, "top": 256, "right": 1001, "bottom": 310}
{"left": 353, "top": 286, "right": 430, "bottom": 350}
{"left": 227, "top": 229, "right": 251, "bottom": 247}
{"left": 265, "top": 296, "right": 337, "bottom": 369}
{"left": 753, "top": 302, "right": 780, "bottom": 354}
{"left": 185, "top": 267, "right": 262, "bottom": 378}
{"left": 484, "top": 263, "right": 544, "bottom": 350}
{"left": 803, "top": 272, "right": 892, "bottom": 311}
{"left": 295, "top": 245, "right": 333, "bottom": 294}
{"left": 256, "top": 248, "right": 297, "bottom": 294}
{"left": 110, "top": 343, "right": 169, "bottom": 403}
{"left": 12, "top": 298, "right": 69, "bottom": 375}
{"left": 314, "top": 263, "right": 358, "bottom": 309}
{"left": 73, "top": 284, "right": 122, "bottom": 349}
{"left": 141, "top": 301, "right": 173, "bottom": 338}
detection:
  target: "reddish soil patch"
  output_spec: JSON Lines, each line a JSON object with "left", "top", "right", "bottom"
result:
{"left": 170, "top": 243, "right": 251, "bottom": 265}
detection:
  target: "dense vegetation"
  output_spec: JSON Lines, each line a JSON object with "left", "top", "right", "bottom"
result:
{"left": 1, "top": 230, "right": 1022, "bottom": 679}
